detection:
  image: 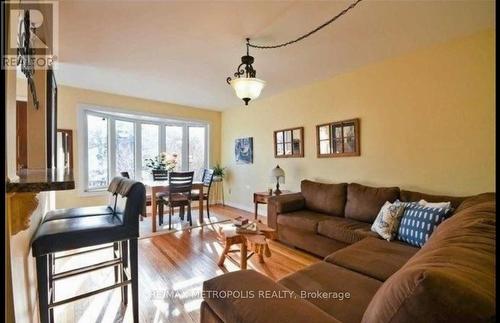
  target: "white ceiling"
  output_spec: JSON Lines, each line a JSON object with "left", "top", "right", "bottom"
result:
{"left": 54, "top": 0, "right": 495, "bottom": 110}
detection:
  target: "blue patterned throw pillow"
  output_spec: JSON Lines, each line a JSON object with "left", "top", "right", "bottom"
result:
{"left": 396, "top": 204, "right": 452, "bottom": 247}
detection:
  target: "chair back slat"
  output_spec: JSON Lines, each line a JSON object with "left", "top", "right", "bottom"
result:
{"left": 202, "top": 169, "right": 215, "bottom": 187}
{"left": 200, "top": 169, "right": 215, "bottom": 196}
{"left": 152, "top": 169, "right": 169, "bottom": 181}
{"left": 169, "top": 171, "right": 194, "bottom": 195}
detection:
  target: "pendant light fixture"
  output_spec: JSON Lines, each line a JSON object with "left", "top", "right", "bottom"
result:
{"left": 226, "top": 0, "right": 364, "bottom": 106}
{"left": 226, "top": 38, "right": 265, "bottom": 106}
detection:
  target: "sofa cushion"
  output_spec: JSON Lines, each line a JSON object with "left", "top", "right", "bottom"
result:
{"left": 271, "top": 193, "right": 306, "bottom": 214}
{"left": 277, "top": 210, "right": 332, "bottom": 233}
{"left": 345, "top": 183, "right": 400, "bottom": 223}
{"left": 371, "top": 201, "right": 406, "bottom": 241}
{"left": 279, "top": 262, "right": 382, "bottom": 323}
{"left": 396, "top": 204, "right": 452, "bottom": 247}
{"left": 301, "top": 180, "right": 347, "bottom": 216}
{"left": 317, "top": 216, "right": 373, "bottom": 244}
{"left": 203, "top": 270, "right": 340, "bottom": 323}
{"left": 454, "top": 192, "right": 496, "bottom": 213}
{"left": 362, "top": 196, "right": 496, "bottom": 323}
{"left": 278, "top": 226, "right": 348, "bottom": 258}
{"left": 400, "top": 189, "right": 468, "bottom": 210}
{"left": 325, "top": 237, "right": 418, "bottom": 281}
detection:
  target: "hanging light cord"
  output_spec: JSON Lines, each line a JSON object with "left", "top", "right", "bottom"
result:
{"left": 248, "top": 0, "right": 364, "bottom": 50}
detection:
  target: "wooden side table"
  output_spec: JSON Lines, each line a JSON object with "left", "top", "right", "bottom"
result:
{"left": 253, "top": 190, "right": 294, "bottom": 219}
{"left": 211, "top": 179, "right": 225, "bottom": 206}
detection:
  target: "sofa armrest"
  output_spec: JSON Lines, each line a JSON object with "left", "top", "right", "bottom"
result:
{"left": 267, "top": 193, "right": 305, "bottom": 229}
{"left": 202, "top": 270, "right": 339, "bottom": 323}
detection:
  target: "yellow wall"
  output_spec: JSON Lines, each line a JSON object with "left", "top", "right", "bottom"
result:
{"left": 221, "top": 29, "right": 495, "bottom": 213}
{"left": 56, "top": 85, "right": 222, "bottom": 208}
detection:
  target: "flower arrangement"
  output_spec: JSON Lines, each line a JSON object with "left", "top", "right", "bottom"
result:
{"left": 144, "top": 153, "right": 178, "bottom": 172}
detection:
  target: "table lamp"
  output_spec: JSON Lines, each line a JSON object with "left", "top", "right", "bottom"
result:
{"left": 270, "top": 165, "right": 285, "bottom": 194}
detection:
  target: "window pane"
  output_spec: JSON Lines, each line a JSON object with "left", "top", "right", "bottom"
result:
{"left": 319, "top": 140, "right": 330, "bottom": 154}
{"left": 343, "top": 137, "right": 355, "bottom": 153}
{"left": 141, "top": 124, "right": 159, "bottom": 179}
{"left": 165, "top": 125, "right": 183, "bottom": 171}
{"left": 276, "top": 131, "right": 283, "bottom": 144}
{"left": 292, "top": 129, "right": 302, "bottom": 155}
{"left": 284, "top": 130, "right": 292, "bottom": 143}
{"left": 343, "top": 124, "right": 355, "bottom": 137}
{"left": 334, "top": 126, "right": 343, "bottom": 139}
{"left": 116, "top": 120, "right": 135, "bottom": 178}
{"left": 188, "top": 126, "right": 205, "bottom": 180}
{"left": 334, "top": 139, "right": 343, "bottom": 154}
{"left": 319, "top": 126, "right": 330, "bottom": 140}
{"left": 87, "top": 115, "right": 108, "bottom": 190}
{"left": 276, "top": 143, "right": 284, "bottom": 156}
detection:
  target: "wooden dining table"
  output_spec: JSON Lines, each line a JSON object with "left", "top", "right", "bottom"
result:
{"left": 142, "top": 180, "right": 205, "bottom": 232}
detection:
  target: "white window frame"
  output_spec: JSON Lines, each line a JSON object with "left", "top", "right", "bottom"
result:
{"left": 78, "top": 104, "right": 210, "bottom": 196}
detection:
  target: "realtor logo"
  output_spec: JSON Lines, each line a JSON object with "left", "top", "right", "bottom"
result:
{"left": 1, "top": 0, "right": 59, "bottom": 70}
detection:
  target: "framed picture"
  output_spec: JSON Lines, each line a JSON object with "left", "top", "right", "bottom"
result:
{"left": 316, "top": 118, "right": 360, "bottom": 157}
{"left": 235, "top": 137, "right": 253, "bottom": 164}
{"left": 274, "top": 127, "right": 304, "bottom": 158}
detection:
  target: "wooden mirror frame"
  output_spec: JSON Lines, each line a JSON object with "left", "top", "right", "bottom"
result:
{"left": 274, "top": 126, "right": 304, "bottom": 158}
{"left": 316, "top": 118, "right": 360, "bottom": 157}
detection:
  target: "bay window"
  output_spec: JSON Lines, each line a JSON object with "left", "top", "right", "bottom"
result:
{"left": 80, "top": 106, "right": 209, "bottom": 193}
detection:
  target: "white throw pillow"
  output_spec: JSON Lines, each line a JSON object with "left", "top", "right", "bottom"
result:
{"left": 371, "top": 201, "right": 406, "bottom": 241}
{"left": 418, "top": 199, "right": 451, "bottom": 209}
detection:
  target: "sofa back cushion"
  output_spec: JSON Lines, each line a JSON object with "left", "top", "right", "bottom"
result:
{"left": 400, "top": 189, "right": 468, "bottom": 210}
{"left": 361, "top": 194, "right": 496, "bottom": 323}
{"left": 345, "top": 183, "right": 400, "bottom": 223}
{"left": 301, "top": 180, "right": 347, "bottom": 216}
{"left": 396, "top": 204, "right": 452, "bottom": 247}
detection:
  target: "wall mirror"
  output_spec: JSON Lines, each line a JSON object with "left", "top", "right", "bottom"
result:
{"left": 316, "top": 118, "right": 360, "bottom": 157}
{"left": 57, "top": 129, "right": 73, "bottom": 169}
{"left": 274, "top": 127, "right": 304, "bottom": 158}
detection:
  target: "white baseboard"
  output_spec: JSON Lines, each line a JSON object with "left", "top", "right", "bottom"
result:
{"left": 224, "top": 201, "right": 267, "bottom": 217}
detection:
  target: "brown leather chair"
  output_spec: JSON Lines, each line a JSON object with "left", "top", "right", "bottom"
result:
{"left": 31, "top": 177, "right": 145, "bottom": 323}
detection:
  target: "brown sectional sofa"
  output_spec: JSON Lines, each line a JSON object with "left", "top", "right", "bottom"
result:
{"left": 267, "top": 180, "right": 469, "bottom": 257}
{"left": 201, "top": 180, "right": 495, "bottom": 323}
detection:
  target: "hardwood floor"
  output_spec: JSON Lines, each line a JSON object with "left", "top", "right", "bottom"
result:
{"left": 52, "top": 205, "right": 320, "bottom": 323}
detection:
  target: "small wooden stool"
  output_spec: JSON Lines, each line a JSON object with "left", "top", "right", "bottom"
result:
{"left": 217, "top": 221, "right": 275, "bottom": 269}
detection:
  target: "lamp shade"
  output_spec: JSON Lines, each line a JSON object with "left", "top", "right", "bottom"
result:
{"left": 230, "top": 77, "right": 265, "bottom": 103}
{"left": 271, "top": 165, "right": 285, "bottom": 182}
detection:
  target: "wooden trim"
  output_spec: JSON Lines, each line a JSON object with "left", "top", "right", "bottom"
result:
{"left": 46, "top": 67, "right": 58, "bottom": 168}
{"left": 57, "top": 129, "right": 74, "bottom": 169}
{"left": 316, "top": 118, "right": 360, "bottom": 158}
{"left": 273, "top": 126, "right": 304, "bottom": 158}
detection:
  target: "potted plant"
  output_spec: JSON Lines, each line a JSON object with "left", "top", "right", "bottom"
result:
{"left": 144, "top": 153, "right": 178, "bottom": 173}
{"left": 212, "top": 164, "right": 226, "bottom": 182}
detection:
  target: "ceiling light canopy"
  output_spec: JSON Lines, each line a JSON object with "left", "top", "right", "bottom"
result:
{"left": 226, "top": 0, "right": 364, "bottom": 106}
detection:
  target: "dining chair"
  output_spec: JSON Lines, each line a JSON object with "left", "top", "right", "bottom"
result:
{"left": 191, "top": 169, "right": 215, "bottom": 219}
{"left": 152, "top": 169, "right": 169, "bottom": 213}
{"left": 158, "top": 171, "right": 194, "bottom": 230}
